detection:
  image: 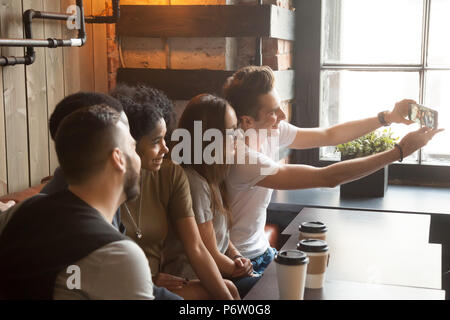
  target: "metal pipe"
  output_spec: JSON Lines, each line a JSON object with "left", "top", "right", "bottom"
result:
{"left": 85, "top": 0, "right": 120, "bottom": 24}
{"left": 0, "top": 0, "right": 89, "bottom": 66}
{"left": 0, "top": 38, "right": 73, "bottom": 48}
{"left": 0, "top": 56, "right": 30, "bottom": 66}
{"left": 76, "top": 0, "right": 87, "bottom": 46}
{"left": 0, "top": 0, "right": 119, "bottom": 66}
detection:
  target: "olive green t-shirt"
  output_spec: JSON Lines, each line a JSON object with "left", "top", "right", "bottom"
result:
{"left": 121, "top": 160, "right": 194, "bottom": 276}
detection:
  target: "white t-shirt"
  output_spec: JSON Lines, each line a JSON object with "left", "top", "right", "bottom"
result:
{"left": 53, "top": 240, "right": 155, "bottom": 300}
{"left": 226, "top": 120, "right": 297, "bottom": 259}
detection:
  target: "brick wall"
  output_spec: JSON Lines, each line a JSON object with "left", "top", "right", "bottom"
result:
{"left": 106, "top": 0, "right": 294, "bottom": 122}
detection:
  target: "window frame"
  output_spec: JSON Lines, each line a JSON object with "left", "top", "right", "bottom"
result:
{"left": 291, "top": 0, "right": 450, "bottom": 187}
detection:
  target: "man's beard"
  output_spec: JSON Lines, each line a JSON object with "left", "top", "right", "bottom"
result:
{"left": 123, "top": 154, "right": 140, "bottom": 202}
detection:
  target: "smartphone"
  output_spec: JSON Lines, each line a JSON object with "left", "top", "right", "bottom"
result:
{"left": 409, "top": 103, "right": 439, "bottom": 129}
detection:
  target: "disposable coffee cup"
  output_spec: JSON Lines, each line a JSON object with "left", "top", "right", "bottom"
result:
{"left": 299, "top": 221, "right": 328, "bottom": 241}
{"left": 275, "top": 250, "right": 309, "bottom": 300}
{"left": 297, "top": 239, "right": 330, "bottom": 289}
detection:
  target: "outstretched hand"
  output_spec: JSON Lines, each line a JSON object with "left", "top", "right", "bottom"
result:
{"left": 386, "top": 99, "right": 417, "bottom": 125}
{"left": 0, "top": 200, "right": 15, "bottom": 212}
{"left": 398, "top": 126, "right": 444, "bottom": 158}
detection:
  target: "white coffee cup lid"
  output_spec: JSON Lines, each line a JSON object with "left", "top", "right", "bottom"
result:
{"left": 275, "top": 250, "right": 309, "bottom": 266}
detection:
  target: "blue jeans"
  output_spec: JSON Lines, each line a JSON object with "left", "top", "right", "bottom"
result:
{"left": 250, "top": 247, "right": 277, "bottom": 275}
{"left": 231, "top": 276, "right": 261, "bottom": 299}
{"left": 153, "top": 285, "right": 183, "bottom": 300}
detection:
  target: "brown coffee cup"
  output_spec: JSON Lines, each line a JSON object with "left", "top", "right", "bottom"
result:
{"left": 299, "top": 221, "right": 327, "bottom": 241}
{"left": 297, "top": 239, "right": 330, "bottom": 289}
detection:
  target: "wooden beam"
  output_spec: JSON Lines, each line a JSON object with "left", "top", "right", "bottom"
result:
{"left": 274, "top": 69, "right": 295, "bottom": 103}
{"left": 117, "top": 5, "right": 295, "bottom": 41}
{"left": 117, "top": 68, "right": 295, "bottom": 101}
{"left": 270, "top": 5, "right": 296, "bottom": 41}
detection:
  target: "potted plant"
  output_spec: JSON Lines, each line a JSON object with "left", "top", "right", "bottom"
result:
{"left": 335, "top": 129, "right": 398, "bottom": 198}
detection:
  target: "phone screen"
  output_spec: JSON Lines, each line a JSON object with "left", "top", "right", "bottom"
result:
{"left": 409, "top": 103, "right": 438, "bottom": 129}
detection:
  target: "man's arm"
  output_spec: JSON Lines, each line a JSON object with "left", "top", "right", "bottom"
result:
{"left": 258, "top": 127, "right": 442, "bottom": 190}
{"left": 53, "top": 240, "right": 155, "bottom": 300}
{"left": 288, "top": 99, "right": 416, "bottom": 150}
{"left": 196, "top": 221, "right": 236, "bottom": 278}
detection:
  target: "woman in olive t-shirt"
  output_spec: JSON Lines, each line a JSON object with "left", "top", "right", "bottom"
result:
{"left": 113, "top": 84, "right": 239, "bottom": 300}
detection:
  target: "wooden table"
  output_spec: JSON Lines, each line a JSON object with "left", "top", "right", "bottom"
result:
{"left": 282, "top": 233, "right": 441, "bottom": 289}
{"left": 270, "top": 185, "right": 450, "bottom": 216}
{"left": 244, "top": 255, "right": 445, "bottom": 300}
{"left": 282, "top": 207, "right": 431, "bottom": 244}
{"left": 244, "top": 207, "right": 445, "bottom": 299}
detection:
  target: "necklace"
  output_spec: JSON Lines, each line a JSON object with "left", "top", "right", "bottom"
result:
{"left": 124, "top": 175, "right": 144, "bottom": 239}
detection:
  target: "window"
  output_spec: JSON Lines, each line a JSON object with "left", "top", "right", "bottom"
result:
{"left": 293, "top": 0, "right": 450, "bottom": 185}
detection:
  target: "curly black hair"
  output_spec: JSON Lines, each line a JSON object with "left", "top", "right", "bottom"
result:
{"left": 111, "top": 84, "right": 173, "bottom": 142}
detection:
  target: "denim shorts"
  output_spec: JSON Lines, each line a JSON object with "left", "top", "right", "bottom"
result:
{"left": 153, "top": 285, "right": 183, "bottom": 300}
{"left": 250, "top": 247, "right": 278, "bottom": 275}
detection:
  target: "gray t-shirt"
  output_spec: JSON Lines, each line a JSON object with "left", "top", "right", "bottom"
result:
{"left": 53, "top": 240, "right": 154, "bottom": 300}
{"left": 161, "top": 168, "right": 230, "bottom": 280}
{"left": 0, "top": 204, "right": 154, "bottom": 300}
{"left": 185, "top": 168, "right": 229, "bottom": 254}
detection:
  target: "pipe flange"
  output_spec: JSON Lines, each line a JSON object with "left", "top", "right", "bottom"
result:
{"left": 47, "top": 38, "right": 58, "bottom": 48}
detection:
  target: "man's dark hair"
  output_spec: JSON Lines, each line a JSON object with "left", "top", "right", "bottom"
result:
{"left": 222, "top": 65, "right": 275, "bottom": 121}
{"left": 111, "top": 84, "right": 173, "bottom": 140}
{"left": 55, "top": 104, "right": 122, "bottom": 185}
{"left": 49, "top": 92, "right": 123, "bottom": 140}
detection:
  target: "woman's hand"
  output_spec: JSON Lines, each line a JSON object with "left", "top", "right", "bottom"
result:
{"left": 386, "top": 99, "right": 416, "bottom": 125}
{"left": 231, "top": 257, "right": 254, "bottom": 279}
{"left": 153, "top": 272, "right": 188, "bottom": 291}
{"left": 0, "top": 200, "right": 15, "bottom": 212}
{"left": 398, "top": 126, "right": 444, "bottom": 158}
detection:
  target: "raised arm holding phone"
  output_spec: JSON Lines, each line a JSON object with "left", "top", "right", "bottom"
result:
{"left": 223, "top": 66, "right": 444, "bottom": 275}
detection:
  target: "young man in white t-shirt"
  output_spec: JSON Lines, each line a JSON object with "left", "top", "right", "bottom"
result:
{"left": 223, "top": 66, "right": 443, "bottom": 274}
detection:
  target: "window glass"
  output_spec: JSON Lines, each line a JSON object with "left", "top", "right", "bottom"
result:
{"left": 428, "top": 0, "right": 450, "bottom": 66}
{"left": 320, "top": 70, "right": 420, "bottom": 162}
{"left": 422, "top": 70, "right": 450, "bottom": 164}
{"left": 323, "top": 0, "right": 423, "bottom": 64}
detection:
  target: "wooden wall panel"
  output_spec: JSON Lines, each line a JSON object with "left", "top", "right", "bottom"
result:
{"left": 61, "top": 0, "right": 81, "bottom": 96}
{"left": 0, "top": 47, "right": 7, "bottom": 195}
{"left": 23, "top": 0, "right": 51, "bottom": 186}
{"left": 78, "top": 0, "right": 95, "bottom": 92}
{"left": 0, "top": 0, "right": 30, "bottom": 193}
{"left": 92, "top": 0, "right": 109, "bottom": 93}
{"left": 0, "top": 0, "right": 109, "bottom": 196}
{"left": 44, "top": 0, "right": 65, "bottom": 173}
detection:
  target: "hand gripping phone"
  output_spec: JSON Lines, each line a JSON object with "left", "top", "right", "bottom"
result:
{"left": 409, "top": 103, "right": 439, "bottom": 129}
